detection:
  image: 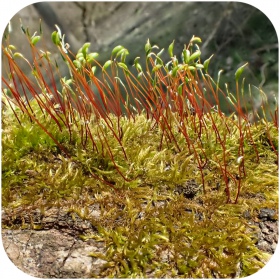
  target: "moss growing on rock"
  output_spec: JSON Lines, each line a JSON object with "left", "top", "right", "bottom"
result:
{"left": 1, "top": 24, "right": 278, "bottom": 277}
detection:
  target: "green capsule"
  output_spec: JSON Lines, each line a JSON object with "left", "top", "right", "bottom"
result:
{"left": 235, "top": 62, "right": 248, "bottom": 81}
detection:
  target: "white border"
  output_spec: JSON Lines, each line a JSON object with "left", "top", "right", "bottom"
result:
{"left": 1, "top": 1, "right": 279, "bottom": 280}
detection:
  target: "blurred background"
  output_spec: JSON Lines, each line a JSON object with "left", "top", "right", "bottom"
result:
{"left": 2, "top": 1, "right": 278, "bottom": 115}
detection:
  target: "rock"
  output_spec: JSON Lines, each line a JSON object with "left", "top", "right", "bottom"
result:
{"left": 265, "top": 221, "right": 278, "bottom": 232}
{"left": 257, "top": 240, "right": 271, "bottom": 253}
{"left": 264, "top": 234, "right": 274, "bottom": 244}
{"left": 2, "top": 229, "right": 106, "bottom": 278}
{"left": 271, "top": 243, "right": 277, "bottom": 252}
{"left": 243, "top": 210, "right": 251, "bottom": 219}
{"left": 259, "top": 208, "right": 276, "bottom": 221}
{"left": 174, "top": 179, "right": 201, "bottom": 199}
{"left": 255, "top": 219, "right": 278, "bottom": 254}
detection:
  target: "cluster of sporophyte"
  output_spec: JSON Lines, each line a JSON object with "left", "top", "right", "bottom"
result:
{"left": 1, "top": 23, "right": 278, "bottom": 277}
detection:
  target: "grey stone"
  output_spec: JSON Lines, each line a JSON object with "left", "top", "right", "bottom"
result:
{"left": 2, "top": 229, "right": 106, "bottom": 278}
{"left": 259, "top": 208, "right": 276, "bottom": 221}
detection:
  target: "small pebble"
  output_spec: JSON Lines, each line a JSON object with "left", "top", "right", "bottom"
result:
{"left": 259, "top": 208, "right": 276, "bottom": 221}
{"left": 243, "top": 210, "right": 251, "bottom": 219}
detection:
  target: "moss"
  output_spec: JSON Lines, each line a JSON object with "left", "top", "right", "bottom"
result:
{"left": 1, "top": 27, "right": 278, "bottom": 277}
{"left": 2, "top": 102, "right": 278, "bottom": 277}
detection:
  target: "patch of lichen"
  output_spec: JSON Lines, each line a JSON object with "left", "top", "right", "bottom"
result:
{"left": 1, "top": 100, "right": 278, "bottom": 277}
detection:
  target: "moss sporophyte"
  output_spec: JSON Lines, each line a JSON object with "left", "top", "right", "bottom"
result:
{"left": 1, "top": 23, "right": 278, "bottom": 277}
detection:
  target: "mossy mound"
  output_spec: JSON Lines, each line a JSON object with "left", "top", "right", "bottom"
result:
{"left": 2, "top": 102, "right": 278, "bottom": 278}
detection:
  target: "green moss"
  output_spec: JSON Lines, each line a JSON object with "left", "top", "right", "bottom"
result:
{"left": 2, "top": 101, "right": 277, "bottom": 277}
{"left": 1, "top": 27, "right": 278, "bottom": 277}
